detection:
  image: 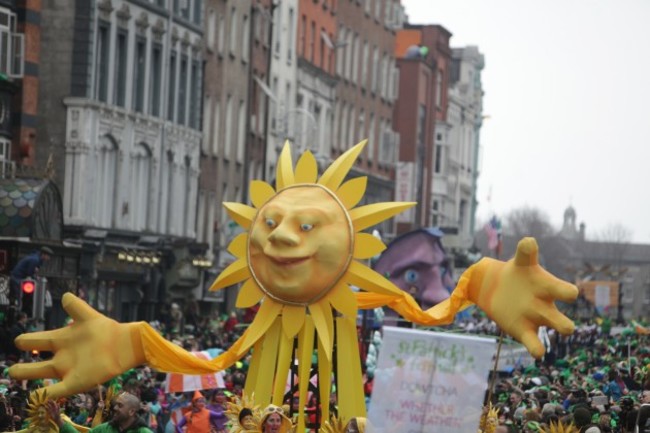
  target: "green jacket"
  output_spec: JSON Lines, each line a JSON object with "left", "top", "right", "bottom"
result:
{"left": 61, "top": 418, "right": 153, "bottom": 433}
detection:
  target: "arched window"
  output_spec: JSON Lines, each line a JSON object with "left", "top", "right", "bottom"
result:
{"left": 133, "top": 143, "right": 152, "bottom": 231}
{"left": 97, "top": 135, "right": 119, "bottom": 228}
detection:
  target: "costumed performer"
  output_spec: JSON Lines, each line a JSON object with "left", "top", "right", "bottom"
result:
{"left": 9, "top": 141, "right": 579, "bottom": 431}
{"left": 175, "top": 391, "right": 226, "bottom": 433}
{"left": 257, "top": 405, "right": 292, "bottom": 433}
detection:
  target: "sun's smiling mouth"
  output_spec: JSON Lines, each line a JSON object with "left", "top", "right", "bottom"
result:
{"left": 268, "top": 255, "right": 312, "bottom": 266}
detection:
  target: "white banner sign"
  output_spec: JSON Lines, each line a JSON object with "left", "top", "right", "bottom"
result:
{"left": 367, "top": 328, "right": 497, "bottom": 433}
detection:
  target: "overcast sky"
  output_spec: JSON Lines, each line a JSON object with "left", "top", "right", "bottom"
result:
{"left": 402, "top": 0, "right": 650, "bottom": 244}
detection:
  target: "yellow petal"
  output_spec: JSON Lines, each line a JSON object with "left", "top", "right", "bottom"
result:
{"left": 235, "top": 279, "right": 265, "bottom": 308}
{"left": 349, "top": 202, "right": 416, "bottom": 232}
{"left": 353, "top": 232, "right": 386, "bottom": 259}
{"left": 328, "top": 282, "right": 358, "bottom": 318}
{"left": 209, "top": 260, "right": 250, "bottom": 292}
{"left": 223, "top": 202, "right": 257, "bottom": 230}
{"left": 239, "top": 300, "right": 283, "bottom": 356}
{"left": 296, "top": 317, "right": 315, "bottom": 432}
{"left": 276, "top": 140, "right": 295, "bottom": 190}
{"left": 294, "top": 151, "right": 318, "bottom": 183}
{"left": 336, "top": 177, "right": 367, "bottom": 209}
{"left": 227, "top": 232, "right": 248, "bottom": 258}
{"left": 272, "top": 330, "right": 294, "bottom": 405}
{"left": 282, "top": 304, "right": 306, "bottom": 339}
{"left": 345, "top": 261, "right": 403, "bottom": 296}
{"left": 318, "top": 140, "right": 366, "bottom": 190}
{"left": 249, "top": 180, "right": 276, "bottom": 209}
{"left": 309, "top": 301, "right": 334, "bottom": 360}
{"left": 317, "top": 339, "right": 332, "bottom": 422}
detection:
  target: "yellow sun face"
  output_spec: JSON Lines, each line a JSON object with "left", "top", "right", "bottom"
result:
{"left": 249, "top": 184, "right": 353, "bottom": 304}
{"left": 208, "top": 140, "right": 415, "bottom": 425}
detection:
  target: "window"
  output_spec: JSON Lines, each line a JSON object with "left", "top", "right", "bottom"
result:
{"left": 193, "top": 0, "right": 202, "bottom": 25}
{"left": 114, "top": 30, "right": 127, "bottom": 107}
{"left": 237, "top": 100, "right": 245, "bottom": 162}
{"left": 97, "top": 136, "right": 118, "bottom": 227}
{"left": 299, "top": 15, "right": 306, "bottom": 57}
{"left": 364, "top": 0, "right": 371, "bottom": 14}
{"left": 207, "top": 9, "right": 216, "bottom": 50}
{"left": 133, "top": 143, "right": 152, "bottom": 230}
{"left": 218, "top": 14, "right": 225, "bottom": 54}
{"left": 182, "top": 156, "right": 192, "bottom": 232}
{"left": 242, "top": 14, "right": 249, "bottom": 62}
{"left": 229, "top": 7, "right": 237, "bottom": 55}
{"left": 203, "top": 95, "right": 212, "bottom": 153}
{"left": 347, "top": 107, "right": 354, "bottom": 146}
{"left": 133, "top": 38, "right": 146, "bottom": 113}
{"left": 224, "top": 95, "right": 233, "bottom": 158}
{"left": 0, "top": 9, "right": 23, "bottom": 77}
{"left": 150, "top": 44, "right": 162, "bottom": 116}
{"left": 345, "top": 30, "right": 353, "bottom": 80}
{"left": 273, "top": 7, "right": 282, "bottom": 54}
{"left": 165, "top": 151, "right": 175, "bottom": 233}
{"left": 358, "top": 109, "right": 365, "bottom": 143}
{"left": 352, "top": 33, "right": 359, "bottom": 83}
{"left": 459, "top": 200, "right": 467, "bottom": 230}
{"left": 310, "top": 21, "right": 315, "bottom": 62}
{"left": 336, "top": 27, "right": 346, "bottom": 77}
{"left": 319, "top": 27, "right": 325, "bottom": 68}
{"left": 0, "top": 138, "right": 11, "bottom": 178}
{"left": 371, "top": 46, "right": 379, "bottom": 93}
{"left": 361, "top": 41, "right": 368, "bottom": 89}
{"left": 190, "top": 59, "right": 201, "bottom": 129}
{"left": 95, "top": 21, "right": 110, "bottom": 102}
{"left": 436, "top": 69, "right": 443, "bottom": 109}
{"left": 287, "top": 8, "right": 294, "bottom": 62}
{"left": 432, "top": 200, "right": 439, "bottom": 227}
{"left": 178, "top": 55, "right": 188, "bottom": 125}
{"left": 167, "top": 52, "right": 176, "bottom": 121}
{"left": 434, "top": 144, "right": 442, "bottom": 173}
{"left": 212, "top": 99, "right": 220, "bottom": 155}
{"left": 368, "top": 113, "right": 375, "bottom": 161}
{"left": 374, "top": 0, "right": 382, "bottom": 20}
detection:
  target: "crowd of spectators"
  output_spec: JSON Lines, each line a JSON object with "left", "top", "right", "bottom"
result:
{"left": 0, "top": 304, "right": 648, "bottom": 433}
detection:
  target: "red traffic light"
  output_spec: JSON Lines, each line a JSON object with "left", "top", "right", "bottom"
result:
{"left": 21, "top": 279, "right": 35, "bottom": 294}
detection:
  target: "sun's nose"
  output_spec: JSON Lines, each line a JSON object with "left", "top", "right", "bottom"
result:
{"left": 268, "top": 223, "right": 300, "bottom": 246}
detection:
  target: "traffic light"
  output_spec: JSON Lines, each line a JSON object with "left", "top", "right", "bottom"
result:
{"left": 21, "top": 278, "right": 35, "bottom": 294}
{"left": 21, "top": 278, "right": 36, "bottom": 316}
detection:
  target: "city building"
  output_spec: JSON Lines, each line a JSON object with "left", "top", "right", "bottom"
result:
{"left": 34, "top": 0, "right": 205, "bottom": 322}
{"left": 432, "top": 46, "right": 485, "bottom": 251}
{"left": 334, "top": 0, "right": 404, "bottom": 238}
{"left": 393, "top": 24, "right": 451, "bottom": 234}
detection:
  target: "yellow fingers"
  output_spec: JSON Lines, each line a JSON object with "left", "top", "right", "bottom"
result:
{"left": 14, "top": 328, "right": 63, "bottom": 351}
{"left": 513, "top": 237, "right": 539, "bottom": 266}
{"left": 517, "top": 327, "right": 545, "bottom": 359}
{"left": 9, "top": 360, "right": 59, "bottom": 380}
{"left": 62, "top": 292, "right": 104, "bottom": 322}
{"left": 537, "top": 305, "right": 575, "bottom": 335}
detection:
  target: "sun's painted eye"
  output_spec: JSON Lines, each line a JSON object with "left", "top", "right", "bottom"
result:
{"left": 265, "top": 218, "right": 276, "bottom": 228}
{"left": 300, "top": 223, "right": 314, "bottom": 232}
{"left": 404, "top": 269, "right": 419, "bottom": 284}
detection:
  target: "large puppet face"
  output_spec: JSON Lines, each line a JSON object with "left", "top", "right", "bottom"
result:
{"left": 248, "top": 185, "right": 353, "bottom": 304}
{"left": 373, "top": 231, "right": 452, "bottom": 310}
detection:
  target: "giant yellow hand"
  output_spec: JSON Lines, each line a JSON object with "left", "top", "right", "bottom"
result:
{"left": 466, "top": 237, "right": 578, "bottom": 358}
{"left": 9, "top": 293, "right": 145, "bottom": 398}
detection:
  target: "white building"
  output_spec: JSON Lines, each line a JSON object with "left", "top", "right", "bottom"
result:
{"left": 431, "top": 46, "right": 484, "bottom": 250}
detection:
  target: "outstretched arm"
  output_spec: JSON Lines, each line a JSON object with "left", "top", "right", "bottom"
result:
{"left": 9, "top": 293, "right": 248, "bottom": 398}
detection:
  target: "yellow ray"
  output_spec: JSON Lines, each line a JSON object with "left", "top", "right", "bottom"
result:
{"left": 249, "top": 180, "right": 276, "bottom": 209}
{"left": 223, "top": 202, "right": 257, "bottom": 230}
{"left": 353, "top": 232, "right": 386, "bottom": 259}
{"left": 328, "top": 282, "right": 357, "bottom": 318}
{"left": 272, "top": 329, "right": 294, "bottom": 405}
{"left": 209, "top": 259, "right": 251, "bottom": 292}
{"left": 239, "top": 300, "right": 284, "bottom": 356}
{"left": 349, "top": 202, "right": 416, "bottom": 232}
{"left": 336, "top": 176, "right": 368, "bottom": 209}
{"left": 294, "top": 151, "right": 318, "bottom": 183}
{"left": 227, "top": 232, "right": 248, "bottom": 259}
{"left": 317, "top": 338, "right": 332, "bottom": 423}
{"left": 275, "top": 141, "right": 295, "bottom": 190}
{"left": 345, "top": 261, "right": 403, "bottom": 297}
{"left": 296, "top": 317, "right": 315, "bottom": 432}
{"left": 318, "top": 140, "right": 367, "bottom": 191}
{"left": 309, "top": 301, "right": 334, "bottom": 360}
{"left": 282, "top": 305, "right": 306, "bottom": 339}
{"left": 235, "top": 279, "right": 265, "bottom": 308}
